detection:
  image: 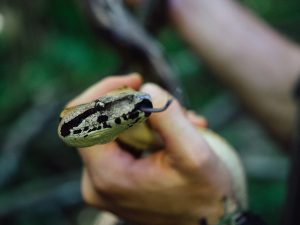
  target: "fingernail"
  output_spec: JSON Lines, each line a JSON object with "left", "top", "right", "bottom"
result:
{"left": 140, "top": 83, "right": 165, "bottom": 98}
{"left": 127, "top": 72, "right": 142, "bottom": 79}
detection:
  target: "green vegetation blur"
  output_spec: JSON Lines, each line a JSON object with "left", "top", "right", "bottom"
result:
{"left": 0, "top": 0, "right": 300, "bottom": 225}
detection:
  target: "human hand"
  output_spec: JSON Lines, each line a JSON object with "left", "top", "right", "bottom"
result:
{"left": 68, "top": 74, "right": 235, "bottom": 225}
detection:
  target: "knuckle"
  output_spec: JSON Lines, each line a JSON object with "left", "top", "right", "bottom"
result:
{"left": 182, "top": 139, "right": 215, "bottom": 173}
{"left": 92, "top": 176, "right": 112, "bottom": 192}
{"left": 91, "top": 173, "right": 121, "bottom": 195}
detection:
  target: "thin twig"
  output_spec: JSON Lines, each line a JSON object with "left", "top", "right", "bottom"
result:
{"left": 0, "top": 89, "right": 65, "bottom": 188}
{"left": 82, "top": 0, "right": 183, "bottom": 102}
{"left": 0, "top": 171, "right": 81, "bottom": 217}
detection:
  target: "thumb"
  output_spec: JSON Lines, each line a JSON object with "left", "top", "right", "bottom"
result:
{"left": 140, "top": 83, "right": 211, "bottom": 166}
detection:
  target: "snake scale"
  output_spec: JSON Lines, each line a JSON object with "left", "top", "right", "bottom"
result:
{"left": 57, "top": 87, "right": 247, "bottom": 222}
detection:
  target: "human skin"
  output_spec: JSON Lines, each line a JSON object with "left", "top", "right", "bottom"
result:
{"left": 68, "top": 74, "right": 234, "bottom": 225}
{"left": 169, "top": 0, "right": 300, "bottom": 145}
{"left": 70, "top": 0, "right": 300, "bottom": 224}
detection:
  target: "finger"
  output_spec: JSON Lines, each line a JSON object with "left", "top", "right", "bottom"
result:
{"left": 67, "top": 73, "right": 143, "bottom": 107}
{"left": 81, "top": 168, "right": 106, "bottom": 208}
{"left": 140, "top": 83, "right": 212, "bottom": 167}
{"left": 79, "top": 143, "right": 135, "bottom": 190}
{"left": 79, "top": 142, "right": 134, "bottom": 166}
{"left": 186, "top": 111, "right": 208, "bottom": 128}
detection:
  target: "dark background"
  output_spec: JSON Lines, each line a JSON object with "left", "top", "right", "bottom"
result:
{"left": 1, "top": 0, "right": 300, "bottom": 225}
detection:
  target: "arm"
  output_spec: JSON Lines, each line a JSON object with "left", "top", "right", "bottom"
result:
{"left": 169, "top": 0, "right": 300, "bottom": 144}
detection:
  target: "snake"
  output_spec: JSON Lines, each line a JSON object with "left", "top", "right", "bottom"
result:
{"left": 57, "top": 87, "right": 248, "bottom": 223}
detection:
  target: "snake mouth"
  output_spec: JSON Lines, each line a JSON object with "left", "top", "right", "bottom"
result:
{"left": 138, "top": 98, "right": 173, "bottom": 113}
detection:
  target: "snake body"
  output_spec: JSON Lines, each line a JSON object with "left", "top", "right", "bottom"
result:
{"left": 58, "top": 88, "right": 247, "bottom": 217}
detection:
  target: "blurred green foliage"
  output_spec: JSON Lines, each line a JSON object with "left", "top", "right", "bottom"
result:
{"left": 1, "top": 0, "right": 300, "bottom": 225}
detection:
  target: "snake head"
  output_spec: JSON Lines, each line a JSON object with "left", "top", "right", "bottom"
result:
{"left": 58, "top": 88, "right": 172, "bottom": 148}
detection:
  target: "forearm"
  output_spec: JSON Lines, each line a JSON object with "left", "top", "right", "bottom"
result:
{"left": 170, "top": 0, "right": 300, "bottom": 143}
